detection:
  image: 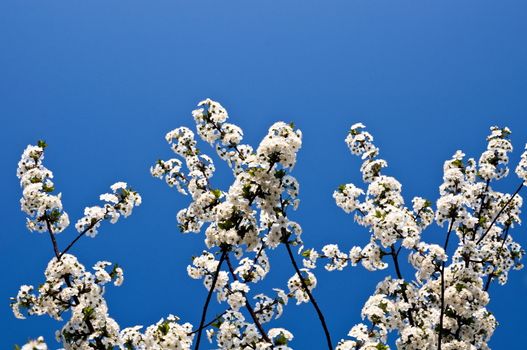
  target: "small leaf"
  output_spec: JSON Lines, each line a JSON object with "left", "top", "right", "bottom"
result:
{"left": 301, "top": 249, "right": 312, "bottom": 258}
{"left": 274, "top": 333, "right": 288, "bottom": 346}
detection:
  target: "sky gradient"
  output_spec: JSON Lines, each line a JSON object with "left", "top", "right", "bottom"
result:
{"left": 1, "top": 1, "right": 527, "bottom": 348}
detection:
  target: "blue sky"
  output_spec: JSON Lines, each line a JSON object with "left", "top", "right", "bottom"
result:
{"left": 1, "top": 0, "right": 527, "bottom": 348}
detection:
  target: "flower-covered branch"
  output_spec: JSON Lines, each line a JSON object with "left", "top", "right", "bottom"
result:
{"left": 152, "top": 99, "right": 332, "bottom": 349}
{"left": 12, "top": 142, "right": 196, "bottom": 350}
{"left": 11, "top": 104, "right": 527, "bottom": 350}
{"left": 305, "top": 124, "right": 526, "bottom": 350}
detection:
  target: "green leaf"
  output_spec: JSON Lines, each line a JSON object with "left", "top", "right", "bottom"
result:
{"left": 374, "top": 210, "right": 384, "bottom": 219}
{"left": 218, "top": 219, "right": 235, "bottom": 231}
{"left": 301, "top": 249, "right": 313, "bottom": 258}
{"left": 338, "top": 184, "right": 346, "bottom": 193}
{"left": 42, "top": 184, "right": 55, "bottom": 193}
{"left": 158, "top": 321, "right": 170, "bottom": 335}
{"left": 378, "top": 301, "right": 388, "bottom": 313}
{"left": 211, "top": 318, "right": 223, "bottom": 328}
{"left": 109, "top": 263, "right": 120, "bottom": 279}
{"left": 451, "top": 159, "right": 463, "bottom": 168}
{"left": 274, "top": 333, "right": 288, "bottom": 346}
{"left": 37, "top": 140, "right": 47, "bottom": 149}
{"left": 242, "top": 185, "right": 252, "bottom": 199}
{"left": 82, "top": 306, "right": 95, "bottom": 320}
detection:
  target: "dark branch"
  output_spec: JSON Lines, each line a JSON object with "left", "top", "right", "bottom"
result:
{"left": 476, "top": 183, "right": 523, "bottom": 244}
{"left": 438, "top": 219, "right": 455, "bottom": 350}
{"left": 285, "top": 241, "right": 333, "bottom": 350}
{"left": 194, "top": 250, "right": 227, "bottom": 350}
{"left": 225, "top": 253, "right": 272, "bottom": 344}
{"left": 389, "top": 245, "right": 415, "bottom": 326}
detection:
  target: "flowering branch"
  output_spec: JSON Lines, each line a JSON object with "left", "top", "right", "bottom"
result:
{"left": 11, "top": 104, "right": 527, "bottom": 350}
{"left": 194, "top": 249, "right": 228, "bottom": 350}
{"left": 285, "top": 241, "right": 333, "bottom": 349}
{"left": 476, "top": 182, "right": 523, "bottom": 244}
{"left": 224, "top": 253, "right": 272, "bottom": 344}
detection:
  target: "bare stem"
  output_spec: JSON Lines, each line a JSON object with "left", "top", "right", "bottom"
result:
{"left": 45, "top": 217, "right": 105, "bottom": 350}
{"left": 44, "top": 217, "right": 61, "bottom": 258}
{"left": 61, "top": 197, "right": 128, "bottom": 258}
{"left": 438, "top": 220, "right": 455, "bottom": 350}
{"left": 484, "top": 225, "right": 511, "bottom": 292}
{"left": 476, "top": 183, "right": 523, "bottom": 244}
{"left": 194, "top": 250, "right": 227, "bottom": 350}
{"left": 189, "top": 310, "right": 228, "bottom": 335}
{"left": 60, "top": 219, "right": 102, "bottom": 258}
{"left": 285, "top": 241, "right": 333, "bottom": 350}
{"left": 389, "top": 245, "right": 415, "bottom": 326}
{"left": 225, "top": 253, "right": 272, "bottom": 344}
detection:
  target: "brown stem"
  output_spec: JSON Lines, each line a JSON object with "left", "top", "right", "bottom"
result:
{"left": 44, "top": 217, "right": 61, "bottom": 258}
{"left": 476, "top": 183, "right": 523, "bottom": 244}
{"left": 438, "top": 220, "right": 455, "bottom": 350}
{"left": 189, "top": 293, "right": 287, "bottom": 337}
{"left": 469, "top": 180, "right": 491, "bottom": 242}
{"left": 285, "top": 241, "right": 333, "bottom": 350}
{"left": 189, "top": 310, "right": 228, "bottom": 335}
{"left": 194, "top": 250, "right": 227, "bottom": 350}
{"left": 61, "top": 197, "right": 127, "bottom": 258}
{"left": 484, "top": 225, "right": 511, "bottom": 292}
{"left": 389, "top": 245, "right": 415, "bottom": 327}
{"left": 45, "top": 218, "right": 106, "bottom": 350}
{"left": 60, "top": 219, "right": 102, "bottom": 258}
{"left": 225, "top": 254, "right": 272, "bottom": 344}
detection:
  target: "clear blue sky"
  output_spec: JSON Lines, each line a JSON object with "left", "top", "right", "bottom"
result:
{"left": 1, "top": 1, "right": 527, "bottom": 348}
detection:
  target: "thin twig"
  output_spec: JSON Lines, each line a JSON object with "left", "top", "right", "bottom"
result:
{"left": 44, "top": 217, "right": 61, "bottom": 258}
{"left": 484, "top": 225, "right": 511, "bottom": 292}
{"left": 389, "top": 245, "right": 415, "bottom": 326}
{"left": 45, "top": 217, "right": 106, "bottom": 350}
{"left": 225, "top": 253, "right": 272, "bottom": 344}
{"left": 438, "top": 220, "right": 455, "bottom": 350}
{"left": 469, "top": 180, "right": 491, "bottom": 242}
{"left": 285, "top": 241, "right": 333, "bottom": 350}
{"left": 476, "top": 183, "right": 523, "bottom": 244}
{"left": 60, "top": 219, "right": 102, "bottom": 258}
{"left": 60, "top": 196, "right": 127, "bottom": 258}
{"left": 194, "top": 250, "right": 227, "bottom": 350}
{"left": 189, "top": 310, "right": 228, "bottom": 335}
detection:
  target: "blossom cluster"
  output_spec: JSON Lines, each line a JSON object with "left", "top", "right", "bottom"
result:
{"left": 12, "top": 108, "right": 527, "bottom": 350}
{"left": 308, "top": 124, "right": 526, "bottom": 349}
{"left": 75, "top": 182, "right": 142, "bottom": 237}
{"left": 17, "top": 141, "right": 70, "bottom": 233}
{"left": 151, "top": 99, "right": 317, "bottom": 349}
{"left": 12, "top": 142, "right": 190, "bottom": 350}
{"left": 12, "top": 254, "right": 124, "bottom": 349}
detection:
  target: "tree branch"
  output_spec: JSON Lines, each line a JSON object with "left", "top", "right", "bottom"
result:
{"left": 285, "top": 241, "right": 333, "bottom": 350}
{"left": 225, "top": 253, "right": 272, "bottom": 344}
{"left": 476, "top": 183, "right": 523, "bottom": 244}
{"left": 389, "top": 245, "right": 415, "bottom": 327}
{"left": 438, "top": 219, "right": 455, "bottom": 350}
{"left": 44, "top": 217, "right": 61, "bottom": 258}
{"left": 45, "top": 217, "right": 106, "bottom": 350}
{"left": 194, "top": 249, "right": 227, "bottom": 350}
